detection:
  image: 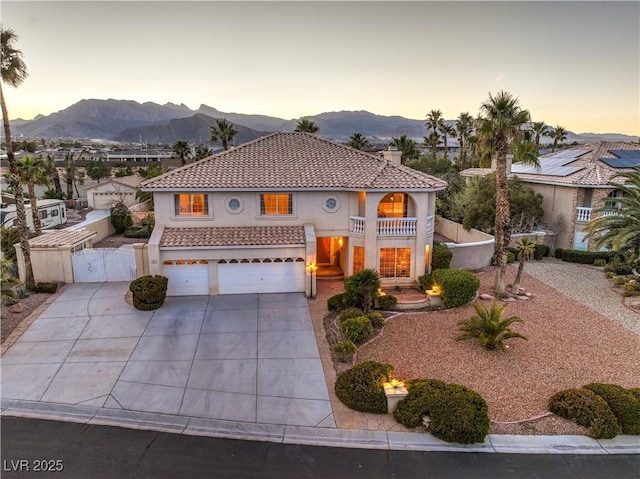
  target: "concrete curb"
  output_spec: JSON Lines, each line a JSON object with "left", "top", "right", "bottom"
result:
{"left": 3, "top": 399, "right": 638, "bottom": 455}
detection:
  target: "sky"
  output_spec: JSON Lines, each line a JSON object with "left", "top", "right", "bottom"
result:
{"left": 2, "top": 0, "right": 639, "bottom": 135}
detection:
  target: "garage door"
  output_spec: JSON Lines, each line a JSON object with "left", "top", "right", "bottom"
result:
{"left": 218, "top": 260, "right": 306, "bottom": 294}
{"left": 164, "top": 262, "right": 209, "bottom": 296}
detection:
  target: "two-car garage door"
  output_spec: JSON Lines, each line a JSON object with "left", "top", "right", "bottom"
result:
{"left": 164, "top": 258, "right": 306, "bottom": 296}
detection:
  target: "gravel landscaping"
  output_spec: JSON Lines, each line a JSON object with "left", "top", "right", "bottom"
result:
{"left": 356, "top": 264, "right": 640, "bottom": 427}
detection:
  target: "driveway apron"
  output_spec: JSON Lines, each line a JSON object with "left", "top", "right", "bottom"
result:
{"left": 1, "top": 283, "right": 335, "bottom": 428}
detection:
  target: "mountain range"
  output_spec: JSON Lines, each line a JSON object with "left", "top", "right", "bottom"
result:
{"left": 10, "top": 99, "right": 639, "bottom": 145}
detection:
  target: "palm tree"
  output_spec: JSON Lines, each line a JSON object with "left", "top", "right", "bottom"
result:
{"left": 551, "top": 125, "right": 567, "bottom": 152}
{"left": 478, "top": 90, "right": 531, "bottom": 296}
{"left": 193, "top": 144, "right": 210, "bottom": 161}
{"left": 17, "top": 156, "right": 45, "bottom": 235}
{"left": 510, "top": 237, "right": 536, "bottom": 294}
{"left": 530, "top": 121, "right": 549, "bottom": 152}
{"left": 344, "top": 268, "right": 381, "bottom": 313}
{"left": 584, "top": 169, "right": 640, "bottom": 260}
{"left": 425, "top": 109, "right": 445, "bottom": 160}
{"left": 347, "top": 132, "right": 370, "bottom": 150}
{"left": 64, "top": 152, "right": 76, "bottom": 201}
{"left": 295, "top": 118, "right": 319, "bottom": 134}
{"left": 172, "top": 140, "right": 191, "bottom": 166}
{"left": 455, "top": 112, "right": 474, "bottom": 169}
{"left": 1, "top": 27, "right": 34, "bottom": 289}
{"left": 440, "top": 123, "right": 456, "bottom": 162}
{"left": 456, "top": 302, "right": 527, "bottom": 351}
{"left": 390, "top": 135, "right": 419, "bottom": 164}
{"left": 43, "top": 153, "right": 62, "bottom": 195}
{"left": 210, "top": 118, "right": 238, "bottom": 150}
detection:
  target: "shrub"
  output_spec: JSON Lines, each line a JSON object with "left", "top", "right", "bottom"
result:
{"left": 554, "top": 248, "right": 564, "bottom": 259}
{"left": 432, "top": 269, "right": 480, "bottom": 308}
{"left": 431, "top": 243, "right": 453, "bottom": 270}
{"left": 583, "top": 383, "right": 640, "bottom": 435}
{"left": 376, "top": 294, "right": 397, "bottom": 310}
{"left": 34, "top": 282, "right": 58, "bottom": 294}
{"left": 623, "top": 279, "right": 640, "bottom": 296}
{"left": 343, "top": 269, "right": 380, "bottom": 313}
{"left": 110, "top": 201, "right": 133, "bottom": 234}
{"left": 533, "top": 244, "right": 550, "bottom": 260}
{"left": 129, "top": 275, "right": 168, "bottom": 311}
{"left": 418, "top": 273, "right": 434, "bottom": 292}
{"left": 368, "top": 312, "right": 385, "bottom": 329}
{"left": 334, "top": 361, "right": 393, "bottom": 414}
{"left": 457, "top": 302, "right": 527, "bottom": 351}
{"left": 629, "top": 388, "right": 640, "bottom": 403}
{"left": 593, "top": 258, "right": 607, "bottom": 267}
{"left": 332, "top": 340, "right": 357, "bottom": 362}
{"left": 548, "top": 388, "right": 621, "bottom": 439}
{"left": 327, "top": 293, "right": 346, "bottom": 312}
{"left": 339, "top": 307, "right": 365, "bottom": 322}
{"left": 394, "top": 379, "right": 490, "bottom": 444}
{"left": 507, "top": 252, "right": 515, "bottom": 263}
{"left": 560, "top": 249, "right": 617, "bottom": 265}
{"left": 604, "top": 261, "right": 634, "bottom": 276}
{"left": 340, "top": 316, "right": 374, "bottom": 345}
{"left": 124, "top": 226, "right": 152, "bottom": 239}
{"left": 0, "top": 227, "right": 22, "bottom": 263}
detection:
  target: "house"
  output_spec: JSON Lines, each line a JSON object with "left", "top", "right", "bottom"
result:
{"left": 85, "top": 174, "right": 144, "bottom": 210}
{"left": 141, "top": 132, "right": 447, "bottom": 296}
{"left": 461, "top": 142, "right": 640, "bottom": 251}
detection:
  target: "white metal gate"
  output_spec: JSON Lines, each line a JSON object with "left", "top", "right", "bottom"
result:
{"left": 72, "top": 248, "right": 136, "bottom": 282}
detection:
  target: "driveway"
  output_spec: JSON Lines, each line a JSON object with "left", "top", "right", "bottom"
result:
{"left": 1, "top": 282, "right": 335, "bottom": 428}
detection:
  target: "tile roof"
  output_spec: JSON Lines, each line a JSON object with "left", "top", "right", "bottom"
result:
{"left": 512, "top": 142, "right": 640, "bottom": 187}
{"left": 84, "top": 174, "right": 144, "bottom": 191}
{"left": 142, "top": 132, "right": 446, "bottom": 191}
{"left": 160, "top": 225, "right": 306, "bottom": 248}
{"left": 29, "top": 229, "right": 97, "bottom": 248}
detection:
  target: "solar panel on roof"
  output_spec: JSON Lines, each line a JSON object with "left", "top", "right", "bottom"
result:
{"left": 544, "top": 149, "right": 590, "bottom": 160}
{"left": 602, "top": 157, "right": 640, "bottom": 168}
{"left": 511, "top": 163, "right": 584, "bottom": 176}
{"left": 609, "top": 150, "right": 640, "bottom": 160}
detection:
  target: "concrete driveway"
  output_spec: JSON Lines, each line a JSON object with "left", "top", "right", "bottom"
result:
{"left": 1, "top": 282, "right": 335, "bottom": 428}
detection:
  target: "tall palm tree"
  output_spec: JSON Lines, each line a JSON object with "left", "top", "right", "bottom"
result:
{"left": 584, "top": 169, "right": 640, "bottom": 260}
{"left": 390, "top": 135, "right": 419, "bottom": 164}
{"left": 210, "top": 118, "right": 238, "bottom": 150}
{"left": 172, "top": 140, "right": 191, "bottom": 166}
{"left": 425, "top": 109, "right": 445, "bottom": 160}
{"left": 1, "top": 27, "right": 34, "bottom": 289}
{"left": 294, "top": 118, "right": 319, "bottom": 134}
{"left": 63, "top": 152, "right": 84, "bottom": 202}
{"left": 17, "top": 156, "right": 45, "bottom": 235}
{"left": 193, "top": 144, "right": 210, "bottom": 161}
{"left": 440, "top": 123, "right": 456, "bottom": 162}
{"left": 510, "top": 237, "right": 536, "bottom": 294}
{"left": 455, "top": 112, "right": 474, "bottom": 169}
{"left": 347, "top": 132, "right": 370, "bottom": 150}
{"left": 551, "top": 125, "right": 567, "bottom": 152}
{"left": 478, "top": 91, "right": 531, "bottom": 295}
{"left": 530, "top": 121, "right": 549, "bottom": 152}
{"left": 43, "top": 153, "right": 62, "bottom": 195}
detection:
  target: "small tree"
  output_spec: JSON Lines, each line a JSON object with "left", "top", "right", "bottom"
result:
{"left": 343, "top": 268, "right": 381, "bottom": 313}
{"left": 110, "top": 201, "right": 132, "bottom": 234}
{"left": 456, "top": 302, "right": 527, "bottom": 351}
{"left": 511, "top": 237, "right": 536, "bottom": 294}
{"left": 86, "top": 159, "right": 112, "bottom": 183}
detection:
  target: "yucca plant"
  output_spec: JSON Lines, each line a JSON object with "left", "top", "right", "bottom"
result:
{"left": 456, "top": 302, "right": 527, "bottom": 351}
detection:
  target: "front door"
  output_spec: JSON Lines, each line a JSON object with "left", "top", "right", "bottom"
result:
{"left": 317, "top": 237, "right": 331, "bottom": 264}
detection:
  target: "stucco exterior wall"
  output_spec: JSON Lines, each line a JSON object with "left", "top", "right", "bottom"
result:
{"left": 436, "top": 218, "right": 495, "bottom": 271}
{"left": 87, "top": 182, "right": 138, "bottom": 209}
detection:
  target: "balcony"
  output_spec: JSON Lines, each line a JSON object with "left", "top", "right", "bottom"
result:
{"left": 351, "top": 216, "right": 434, "bottom": 236}
{"left": 575, "top": 207, "right": 618, "bottom": 223}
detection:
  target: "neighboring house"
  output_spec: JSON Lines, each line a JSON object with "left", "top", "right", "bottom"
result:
{"left": 85, "top": 174, "right": 144, "bottom": 210}
{"left": 105, "top": 149, "right": 173, "bottom": 163}
{"left": 141, "top": 132, "right": 446, "bottom": 296}
{"left": 461, "top": 142, "right": 640, "bottom": 251}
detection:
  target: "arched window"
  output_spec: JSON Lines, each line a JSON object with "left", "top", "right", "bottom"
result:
{"left": 377, "top": 193, "right": 408, "bottom": 218}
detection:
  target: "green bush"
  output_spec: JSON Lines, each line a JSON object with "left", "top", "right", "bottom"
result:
{"left": 507, "top": 252, "right": 515, "bottom": 263}
{"left": 129, "top": 275, "right": 168, "bottom": 311}
{"left": 368, "top": 312, "right": 385, "bottom": 329}
{"left": 376, "top": 294, "right": 397, "bottom": 310}
{"left": 343, "top": 269, "right": 381, "bottom": 313}
{"left": 327, "top": 293, "right": 346, "bottom": 312}
{"left": 0, "top": 227, "right": 22, "bottom": 263}
{"left": 340, "top": 316, "right": 374, "bottom": 345}
{"left": 124, "top": 225, "right": 152, "bottom": 239}
{"left": 110, "top": 202, "right": 133, "bottom": 234}
{"left": 629, "top": 388, "right": 640, "bottom": 403}
{"left": 593, "top": 258, "right": 607, "bottom": 267}
{"left": 431, "top": 243, "right": 453, "bottom": 270}
{"left": 332, "top": 340, "right": 357, "bottom": 362}
{"left": 432, "top": 269, "right": 480, "bottom": 308}
{"left": 334, "top": 361, "right": 393, "bottom": 414}
{"left": 339, "top": 307, "right": 365, "bottom": 322}
{"left": 394, "top": 379, "right": 490, "bottom": 444}
{"left": 604, "top": 261, "right": 634, "bottom": 276}
{"left": 418, "top": 273, "right": 434, "bottom": 292}
{"left": 34, "top": 282, "right": 58, "bottom": 294}
{"left": 583, "top": 383, "right": 640, "bottom": 435}
{"left": 533, "top": 244, "right": 550, "bottom": 260}
{"left": 623, "top": 279, "right": 640, "bottom": 296}
{"left": 548, "top": 388, "right": 621, "bottom": 439}
{"left": 554, "top": 248, "right": 564, "bottom": 259}
{"left": 560, "top": 249, "right": 617, "bottom": 265}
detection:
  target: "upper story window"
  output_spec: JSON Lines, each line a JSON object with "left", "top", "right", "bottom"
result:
{"left": 174, "top": 194, "right": 209, "bottom": 216}
{"left": 377, "top": 193, "right": 408, "bottom": 218}
{"left": 260, "top": 194, "right": 292, "bottom": 215}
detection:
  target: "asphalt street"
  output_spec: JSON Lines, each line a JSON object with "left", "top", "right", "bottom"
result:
{"left": 1, "top": 418, "right": 638, "bottom": 479}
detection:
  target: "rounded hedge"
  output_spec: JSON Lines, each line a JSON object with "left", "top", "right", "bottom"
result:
{"left": 548, "top": 388, "right": 621, "bottom": 439}
{"left": 332, "top": 340, "right": 357, "bottom": 363}
{"left": 340, "top": 316, "right": 374, "bottom": 345}
{"left": 129, "top": 275, "right": 168, "bottom": 311}
{"left": 376, "top": 294, "right": 397, "bottom": 310}
{"left": 327, "top": 293, "right": 345, "bottom": 312}
{"left": 334, "top": 361, "right": 393, "bottom": 414}
{"left": 339, "top": 307, "right": 365, "bottom": 322}
{"left": 368, "top": 312, "right": 385, "bottom": 329}
{"left": 432, "top": 269, "right": 480, "bottom": 308}
{"left": 432, "top": 243, "right": 453, "bottom": 270}
{"left": 394, "top": 379, "right": 490, "bottom": 444}
{"left": 583, "top": 383, "right": 640, "bottom": 435}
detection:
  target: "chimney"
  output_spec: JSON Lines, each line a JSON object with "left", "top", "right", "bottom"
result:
{"left": 491, "top": 154, "right": 514, "bottom": 175}
{"left": 383, "top": 146, "right": 402, "bottom": 165}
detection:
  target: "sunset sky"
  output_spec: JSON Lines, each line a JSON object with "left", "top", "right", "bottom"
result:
{"left": 2, "top": 1, "right": 639, "bottom": 135}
